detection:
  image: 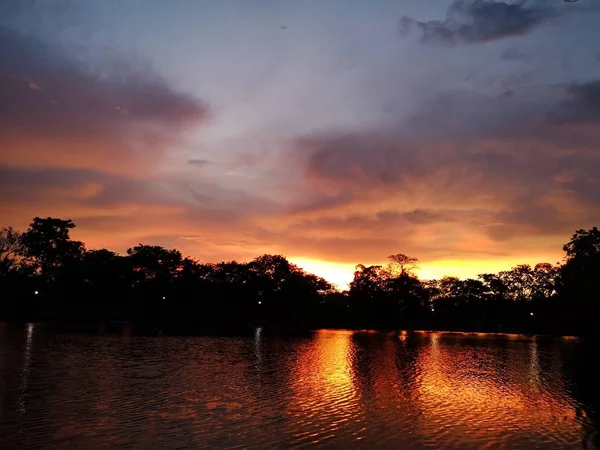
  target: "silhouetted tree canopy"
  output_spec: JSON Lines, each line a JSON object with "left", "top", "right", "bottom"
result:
{"left": 564, "top": 227, "right": 600, "bottom": 261}
{"left": 0, "top": 216, "right": 598, "bottom": 335}
{"left": 387, "top": 253, "right": 419, "bottom": 276}
{"left": 21, "top": 217, "right": 84, "bottom": 279}
{"left": 0, "top": 227, "right": 24, "bottom": 276}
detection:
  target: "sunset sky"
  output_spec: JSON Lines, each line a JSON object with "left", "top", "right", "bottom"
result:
{"left": 2, "top": 0, "right": 600, "bottom": 288}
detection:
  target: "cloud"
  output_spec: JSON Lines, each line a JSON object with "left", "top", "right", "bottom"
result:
{"left": 250, "top": 210, "right": 513, "bottom": 264}
{"left": 0, "top": 25, "right": 209, "bottom": 174}
{"left": 2, "top": 0, "right": 599, "bottom": 279}
{"left": 278, "top": 75, "right": 600, "bottom": 263}
{"left": 485, "top": 200, "right": 568, "bottom": 242}
{"left": 400, "top": 0, "right": 560, "bottom": 46}
{"left": 0, "top": 20, "right": 237, "bottom": 260}
{"left": 500, "top": 46, "right": 529, "bottom": 61}
{"left": 0, "top": 166, "right": 179, "bottom": 221}
{"left": 0, "top": 164, "right": 282, "bottom": 262}
{"left": 187, "top": 159, "right": 210, "bottom": 166}
{"left": 547, "top": 80, "right": 600, "bottom": 125}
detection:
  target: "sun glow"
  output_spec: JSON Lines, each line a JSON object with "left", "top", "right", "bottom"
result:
{"left": 417, "top": 255, "right": 560, "bottom": 280}
{"left": 289, "top": 258, "right": 356, "bottom": 290}
{"left": 291, "top": 255, "right": 562, "bottom": 291}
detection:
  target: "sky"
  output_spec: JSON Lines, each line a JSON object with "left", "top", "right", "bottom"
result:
{"left": 2, "top": 0, "right": 600, "bottom": 288}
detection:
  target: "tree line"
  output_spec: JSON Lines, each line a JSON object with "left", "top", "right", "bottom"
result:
{"left": 1, "top": 217, "right": 599, "bottom": 335}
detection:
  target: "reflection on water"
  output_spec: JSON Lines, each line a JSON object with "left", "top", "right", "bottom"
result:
{"left": 0, "top": 325, "right": 597, "bottom": 449}
{"left": 19, "top": 323, "right": 35, "bottom": 416}
{"left": 414, "top": 334, "right": 586, "bottom": 449}
{"left": 287, "top": 330, "right": 364, "bottom": 447}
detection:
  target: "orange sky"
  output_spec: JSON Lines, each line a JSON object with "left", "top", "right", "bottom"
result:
{"left": 1, "top": 1, "right": 599, "bottom": 289}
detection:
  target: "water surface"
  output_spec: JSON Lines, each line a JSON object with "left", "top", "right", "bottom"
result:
{"left": 0, "top": 324, "right": 597, "bottom": 449}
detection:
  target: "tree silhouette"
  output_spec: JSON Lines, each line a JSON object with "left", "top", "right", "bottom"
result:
{"left": 558, "top": 227, "right": 600, "bottom": 333}
{"left": 21, "top": 217, "right": 84, "bottom": 279}
{"left": 387, "top": 253, "right": 419, "bottom": 276}
{"left": 0, "top": 227, "right": 24, "bottom": 276}
{"left": 563, "top": 227, "right": 600, "bottom": 261}
{"left": 0, "top": 216, "right": 599, "bottom": 335}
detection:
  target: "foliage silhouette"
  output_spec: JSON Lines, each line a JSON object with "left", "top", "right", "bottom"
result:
{"left": 0, "top": 217, "right": 598, "bottom": 335}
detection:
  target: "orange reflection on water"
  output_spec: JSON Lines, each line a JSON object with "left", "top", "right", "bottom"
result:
{"left": 399, "top": 330, "right": 409, "bottom": 342}
{"left": 286, "top": 330, "right": 363, "bottom": 444}
{"left": 414, "top": 333, "right": 584, "bottom": 448}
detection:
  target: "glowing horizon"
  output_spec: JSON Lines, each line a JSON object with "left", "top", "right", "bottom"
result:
{"left": 291, "top": 253, "right": 565, "bottom": 290}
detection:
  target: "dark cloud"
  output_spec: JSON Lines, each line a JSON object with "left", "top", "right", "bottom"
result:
{"left": 0, "top": 166, "right": 111, "bottom": 190}
{"left": 0, "top": 166, "right": 165, "bottom": 209}
{"left": 283, "top": 212, "right": 413, "bottom": 237}
{"left": 500, "top": 46, "right": 529, "bottom": 60}
{"left": 287, "top": 191, "right": 356, "bottom": 216}
{"left": 401, "top": 87, "right": 560, "bottom": 141}
{"left": 187, "top": 159, "right": 210, "bottom": 166}
{"left": 298, "top": 132, "right": 497, "bottom": 200}
{"left": 388, "top": 81, "right": 600, "bottom": 152}
{"left": 546, "top": 80, "right": 600, "bottom": 125}
{"left": 0, "top": 0, "right": 75, "bottom": 20}
{"left": 0, "top": 25, "right": 209, "bottom": 171}
{"left": 486, "top": 201, "right": 568, "bottom": 241}
{"left": 400, "top": 0, "right": 559, "bottom": 46}
{"left": 281, "top": 209, "right": 459, "bottom": 239}
{"left": 299, "top": 133, "right": 424, "bottom": 188}
{"left": 0, "top": 165, "right": 278, "bottom": 223}
{"left": 401, "top": 209, "right": 457, "bottom": 225}
{"left": 298, "top": 128, "right": 582, "bottom": 211}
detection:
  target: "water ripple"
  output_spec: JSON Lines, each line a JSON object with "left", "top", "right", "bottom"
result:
{"left": 0, "top": 325, "right": 597, "bottom": 449}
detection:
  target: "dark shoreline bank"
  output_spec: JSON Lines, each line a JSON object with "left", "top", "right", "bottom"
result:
{"left": 1, "top": 320, "right": 589, "bottom": 339}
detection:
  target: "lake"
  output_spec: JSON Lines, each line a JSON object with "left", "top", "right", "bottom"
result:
{"left": 0, "top": 324, "right": 597, "bottom": 449}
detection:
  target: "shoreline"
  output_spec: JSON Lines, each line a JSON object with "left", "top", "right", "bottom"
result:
{"left": 1, "top": 320, "right": 589, "bottom": 339}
